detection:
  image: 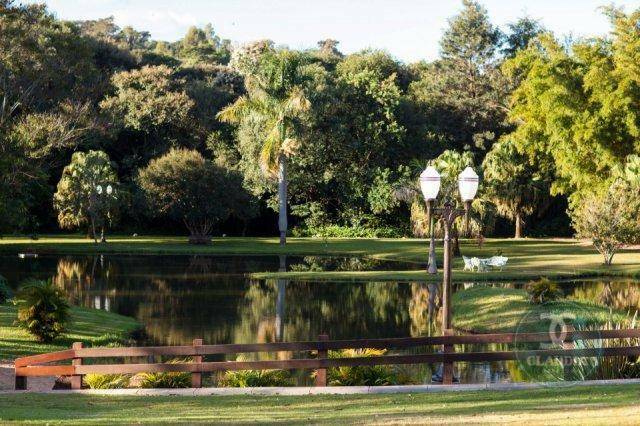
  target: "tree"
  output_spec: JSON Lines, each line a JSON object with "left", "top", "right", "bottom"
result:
{"left": 504, "top": 6, "right": 640, "bottom": 206}
{"left": 482, "top": 140, "right": 550, "bottom": 238}
{"left": 218, "top": 48, "right": 311, "bottom": 245}
{"left": 502, "top": 17, "right": 545, "bottom": 58}
{"left": 571, "top": 181, "right": 640, "bottom": 265}
{"left": 409, "top": 0, "right": 507, "bottom": 153}
{"left": 53, "top": 150, "right": 120, "bottom": 242}
{"left": 137, "top": 148, "right": 252, "bottom": 244}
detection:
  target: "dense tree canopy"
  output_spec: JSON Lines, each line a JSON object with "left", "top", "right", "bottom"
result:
{"left": 137, "top": 148, "right": 252, "bottom": 243}
{"left": 1, "top": 0, "right": 638, "bottom": 241}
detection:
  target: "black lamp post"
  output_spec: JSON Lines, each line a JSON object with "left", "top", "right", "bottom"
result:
{"left": 419, "top": 166, "right": 479, "bottom": 332}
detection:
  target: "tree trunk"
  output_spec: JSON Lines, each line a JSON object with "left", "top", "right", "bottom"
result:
{"left": 278, "top": 156, "right": 288, "bottom": 246}
{"left": 90, "top": 216, "right": 98, "bottom": 244}
{"left": 515, "top": 213, "right": 523, "bottom": 239}
{"left": 452, "top": 224, "right": 461, "bottom": 257}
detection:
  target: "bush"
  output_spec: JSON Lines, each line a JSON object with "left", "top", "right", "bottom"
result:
{"left": 219, "top": 369, "right": 293, "bottom": 387}
{"left": 14, "top": 280, "right": 70, "bottom": 342}
{"left": 525, "top": 278, "right": 563, "bottom": 304}
{"left": 0, "top": 275, "right": 10, "bottom": 304}
{"left": 571, "top": 180, "right": 640, "bottom": 265}
{"left": 292, "top": 225, "right": 403, "bottom": 238}
{"left": 573, "top": 315, "right": 640, "bottom": 380}
{"left": 323, "top": 349, "right": 413, "bottom": 386}
{"left": 135, "top": 359, "right": 191, "bottom": 388}
{"left": 84, "top": 373, "right": 131, "bottom": 389}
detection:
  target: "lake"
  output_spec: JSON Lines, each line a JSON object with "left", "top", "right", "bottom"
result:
{"left": 2, "top": 254, "right": 638, "bottom": 385}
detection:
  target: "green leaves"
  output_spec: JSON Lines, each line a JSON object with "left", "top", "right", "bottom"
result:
{"left": 53, "top": 150, "right": 120, "bottom": 232}
{"left": 14, "top": 280, "right": 70, "bottom": 343}
{"left": 136, "top": 148, "right": 253, "bottom": 239}
{"left": 505, "top": 7, "right": 640, "bottom": 204}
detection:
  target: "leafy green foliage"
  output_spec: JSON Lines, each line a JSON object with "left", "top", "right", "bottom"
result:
{"left": 135, "top": 359, "right": 191, "bottom": 388}
{"left": 504, "top": 6, "right": 640, "bottom": 204}
{"left": 84, "top": 374, "right": 131, "bottom": 389}
{"left": 219, "top": 369, "right": 293, "bottom": 387}
{"left": 483, "top": 140, "right": 551, "bottom": 237}
{"left": 525, "top": 278, "right": 563, "bottom": 304}
{"left": 53, "top": 150, "right": 120, "bottom": 240}
{"left": 571, "top": 181, "right": 640, "bottom": 265}
{"left": 137, "top": 148, "right": 253, "bottom": 241}
{"left": 324, "top": 349, "right": 413, "bottom": 386}
{"left": 0, "top": 275, "right": 10, "bottom": 304}
{"left": 14, "top": 280, "right": 70, "bottom": 342}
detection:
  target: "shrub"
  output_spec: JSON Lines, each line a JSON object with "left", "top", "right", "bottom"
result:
{"left": 135, "top": 359, "right": 191, "bottom": 388}
{"left": 0, "top": 275, "right": 10, "bottom": 304}
{"left": 571, "top": 180, "right": 640, "bottom": 265}
{"left": 84, "top": 373, "right": 131, "bottom": 389}
{"left": 323, "top": 348, "right": 413, "bottom": 386}
{"left": 573, "top": 314, "right": 640, "bottom": 381}
{"left": 525, "top": 278, "right": 563, "bottom": 304}
{"left": 292, "top": 225, "right": 403, "bottom": 238}
{"left": 219, "top": 369, "right": 293, "bottom": 387}
{"left": 14, "top": 280, "right": 70, "bottom": 342}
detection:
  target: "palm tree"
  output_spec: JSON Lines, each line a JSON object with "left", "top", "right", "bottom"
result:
{"left": 218, "top": 50, "right": 310, "bottom": 245}
{"left": 482, "top": 140, "right": 549, "bottom": 238}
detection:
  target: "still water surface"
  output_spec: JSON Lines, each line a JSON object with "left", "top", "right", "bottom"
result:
{"left": 1, "top": 254, "right": 637, "bottom": 384}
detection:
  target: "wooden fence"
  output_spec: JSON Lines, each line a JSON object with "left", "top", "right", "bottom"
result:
{"left": 14, "top": 329, "right": 640, "bottom": 390}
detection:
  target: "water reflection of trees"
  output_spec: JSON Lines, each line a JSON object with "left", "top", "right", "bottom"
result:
{"left": 47, "top": 255, "right": 443, "bottom": 348}
{"left": 569, "top": 281, "right": 640, "bottom": 313}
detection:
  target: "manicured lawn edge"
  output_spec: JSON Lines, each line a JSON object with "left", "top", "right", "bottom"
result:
{"left": 2, "top": 235, "right": 640, "bottom": 283}
{"left": 1, "top": 383, "right": 640, "bottom": 424}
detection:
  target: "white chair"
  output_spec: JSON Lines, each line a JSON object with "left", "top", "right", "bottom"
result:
{"left": 462, "top": 256, "right": 474, "bottom": 271}
{"left": 486, "top": 256, "right": 508, "bottom": 270}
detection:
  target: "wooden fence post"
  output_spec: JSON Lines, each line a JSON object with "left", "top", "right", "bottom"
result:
{"left": 70, "top": 342, "right": 83, "bottom": 390}
{"left": 562, "top": 325, "right": 575, "bottom": 381}
{"left": 443, "top": 329, "right": 454, "bottom": 385}
{"left": 192, "top": 338, "right": 203, "bottom": 388}
{"left": 315, "top": 334, "right": 329, "bottom": 387}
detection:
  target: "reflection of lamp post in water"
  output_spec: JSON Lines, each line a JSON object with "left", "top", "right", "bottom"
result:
{"left": 275, "top": 255, "right": 287, "bottom": 341}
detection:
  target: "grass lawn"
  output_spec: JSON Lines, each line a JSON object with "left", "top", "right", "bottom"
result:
{"left": 452, "top": 287, "right": 632, "bottom": 333}
{"left": 2, "top": 235, "right": 640, "bottom": 282}
{"left": 0, "top": 304, "right": 140, "bottom": 360}
{"left": 0, "top": 384, "right": 639, "bottom": 424}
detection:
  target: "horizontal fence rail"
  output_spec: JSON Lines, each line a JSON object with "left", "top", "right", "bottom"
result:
{"left": 14, "top": 329, "right": 640, "bottom": 390}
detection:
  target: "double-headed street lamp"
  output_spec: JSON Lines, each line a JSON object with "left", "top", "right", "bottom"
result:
{"left": 419, "top": 166, "right": 479, "bottom": 331}
{"left": 95, "top": 184, "right": 114, "bottom": 243}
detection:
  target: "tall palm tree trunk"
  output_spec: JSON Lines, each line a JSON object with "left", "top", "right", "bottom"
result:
{"left": 278, "top": 156, "right": 288, "bottom": 245}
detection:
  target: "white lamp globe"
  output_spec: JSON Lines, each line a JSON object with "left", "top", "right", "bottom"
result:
{"left": 96, "top": 185, "right": 103, "bottom": 195}
{"left": 106, "top": 185, "right": 113, "bottom": 195}
{"left": 458, "top": 167, "right": 479, "bottom": 202}
{"left": 419, "top": 166, "right": 441, "bottom": 201}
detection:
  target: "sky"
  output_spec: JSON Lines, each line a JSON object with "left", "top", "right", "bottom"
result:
{"left": 23, "top": 0, "right": 640, "bottom": 63}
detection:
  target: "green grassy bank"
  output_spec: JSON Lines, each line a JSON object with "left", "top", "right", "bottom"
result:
{"left": 0, "top": 304, "right": 140, "bottom": 360}
{"left": 1, "top": 384, "right": 639, "bottom": 424}
{"left": 2, "top": 235, "right": 640, "bottom": 282}
{"left": 452, "top": 286, "right": 632, "bottom": 333}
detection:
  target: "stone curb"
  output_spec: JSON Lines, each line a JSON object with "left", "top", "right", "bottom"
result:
{"left": 2, "top": 378, "right": 640, "bottom": 396}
